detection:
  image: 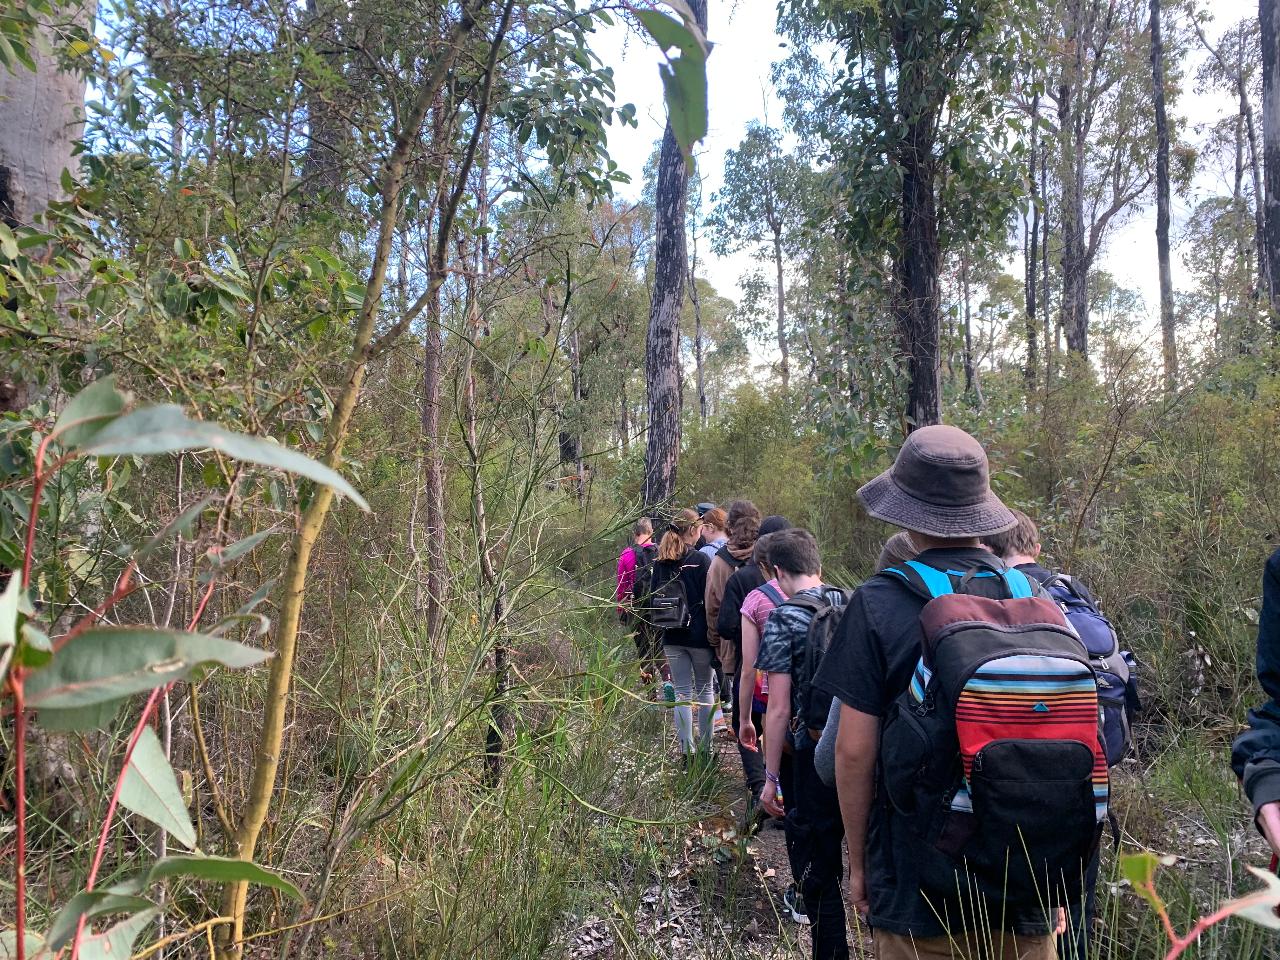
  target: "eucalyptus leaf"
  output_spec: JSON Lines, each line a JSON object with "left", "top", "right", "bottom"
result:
{"left": 119, "top": 726, "right": 197, "bottom": 849}
{"left": 208, "top": 530, "right": 275, "bottom": 567}
{"left": 44, "top": 890, "right": 155, "bottom": 952}
{"left": 1227, "top": 865, "right": 1280, "bottom": 930}
{"left": 51, "top": 376, "right": 127, "bottom": 449}
{"left": 24, "top": 626, "right": 270, "bottom": 709}
{"left": 0, "top": 569, "right": 20, "bottom": 649}
{"left": 78, "top": 908, "right": 159, "bottom": 960}
{"left": 0, "top": 931, "right": 44, "bottom": 960}
{"left": 146, "top": 854, "right": 302, "bottom": 900}
{"left": 79, "top": 405, "right": 369, "bottom": 511}
{"left": 37, "top": 698, "right": 125, "bottom": 732}
{"left": 135, "top": 493, "right": 218, "bottom": 560}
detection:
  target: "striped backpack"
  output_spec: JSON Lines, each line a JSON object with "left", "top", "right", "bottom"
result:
{"left": 878, "top": 559, "right": 1107, "bottom": 906}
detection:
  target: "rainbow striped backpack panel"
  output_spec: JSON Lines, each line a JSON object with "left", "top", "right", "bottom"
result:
{"left": 879, "top": 560, "right": 1107, "bottom": 907}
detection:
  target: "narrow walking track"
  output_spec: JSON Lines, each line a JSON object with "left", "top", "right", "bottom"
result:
{"left": 555, "top": 718, "right": 874, "bottom": 960}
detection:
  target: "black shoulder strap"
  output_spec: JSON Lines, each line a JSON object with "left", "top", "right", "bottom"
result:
{"left": 758, "top": 582, "right": 785, "bottom": 607}
{"left": 716, "top": 544, "right": 745, "bottom": 569}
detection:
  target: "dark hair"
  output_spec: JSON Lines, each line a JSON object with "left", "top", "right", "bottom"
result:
{"left": 726, "top": 499, "right": 762, "bottom": 550}
{"left": 875, "top": 531, "right": 918, "bottom": 573}
{"left": 752, "top": 532, "right": 776, "bottom": 569}
{"left": 658, "top": 508, "right": 700, "bottom": 561}
{"left": 768, "top": 528, "right": 821, "bottom": 577}
{"left": 981, "top": 509, "right": 1038, "bottom": 559}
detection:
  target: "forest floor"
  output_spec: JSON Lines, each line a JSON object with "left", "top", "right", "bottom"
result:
{"left": 553, "top": 709, "right": 874, "bottom": 960}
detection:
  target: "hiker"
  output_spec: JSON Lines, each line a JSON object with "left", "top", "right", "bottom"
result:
{"left": 695, "top": 502, "right": 717, "bottom": 549}
{"left": 699, "top": 506, "right": 729, "bottom": 560}
{"left": 817, "top": 425, "right": 1093, "bottom": 960}
{"left": 1232, "top": 547, "right": 1280, "bottom": 858}
{"left": 814, "top": 529, "right": 920, "bottom": 789}
{"left": 720, "top": 514, "right": 792, "bottom": 799}
{"left": 649, "top": 508, "right": 715, "bottom": 757}
{"left": 707, "top": 500, "right": 762, "bottom": 723}
{"left": 984, "top": 509, "right": 1139, "bottom": 960}
{"left": 756, "top": 528, "right": 849, "bottom": 958}
{"left": 616, "top": 518, "right": 664, "bottom": 684}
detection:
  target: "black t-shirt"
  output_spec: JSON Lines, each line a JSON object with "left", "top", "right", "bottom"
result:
{"left": 650, "top": 548, "right": 711, "bottom": 648}
{"left": 717, "top": 563, "right": 765, "bottom": 663}
{"left": 814, "top": 547, "right": 1053, "bottom": 939}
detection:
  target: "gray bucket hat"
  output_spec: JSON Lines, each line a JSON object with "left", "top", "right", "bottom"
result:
{"left": 857, "top": 425, "right": 1016, "bottom": 539}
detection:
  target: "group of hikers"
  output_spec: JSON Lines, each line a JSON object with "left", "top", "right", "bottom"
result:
{"left": 615, "top": 423, "right": 1280, "bottom": 960}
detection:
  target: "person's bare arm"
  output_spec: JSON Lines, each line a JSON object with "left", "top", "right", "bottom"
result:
{"left": 760, "top": 673, "right": 791, "bottom": 816}
{"left": 738, "top": 615, "right": 761, "bottom": 750}
{"left": 835, "top": 703, "right": 879, "bottom": 917}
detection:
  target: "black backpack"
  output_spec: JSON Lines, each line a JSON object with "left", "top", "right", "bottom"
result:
{"left": 715, "top": 544, "right": 747, "bottom": 571}
{"left": 878, "top": 560, "right": 1106, "bottom": 908}
{"left": 647, "top": 562, "right": 691, "bottom": 631}
{"left": 627, "top": 542, "right": 658, "bottom": 601}
{"left": 779, "top": 586, "right": 849, "bottom": 739}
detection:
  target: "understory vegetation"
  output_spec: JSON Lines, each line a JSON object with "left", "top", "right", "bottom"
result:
{"left": 2, "top": 0, "right": 1280, "bottom": 957}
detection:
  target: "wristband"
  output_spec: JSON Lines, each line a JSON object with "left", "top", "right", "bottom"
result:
{"left": 765, "top": 769, "right": 782, "bottom": 786}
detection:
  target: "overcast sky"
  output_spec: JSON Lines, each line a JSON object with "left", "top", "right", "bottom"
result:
{"left": 589, "top": 0, "right": 1260, "bottom": 341}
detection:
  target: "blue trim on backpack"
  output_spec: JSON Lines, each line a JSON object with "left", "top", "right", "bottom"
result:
{"left": 905, "top": 560, "right": 954, "bottom": 598}
{"left": 1002, "top": 567, "right": 1034, "bottom": 599}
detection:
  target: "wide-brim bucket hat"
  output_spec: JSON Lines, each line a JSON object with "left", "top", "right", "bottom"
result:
{"left": 857, "top": 424, "right": 1016, "bottom": 539}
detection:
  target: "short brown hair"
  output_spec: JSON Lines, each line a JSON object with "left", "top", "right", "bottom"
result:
{"left": 982, "top": 509, "right": 1039, "bottom": 559}
{"left": 632, "top": 517, "right": 653, "bottom": 539}
{"left": 767, "top": 528, "right": 821, "bottom": 577}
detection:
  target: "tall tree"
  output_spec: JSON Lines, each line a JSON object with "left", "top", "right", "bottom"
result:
{"left": 781, "top": 0, "right": 1024, "bottom": 429}
{"left": 708, "top": 123, "right": 811, "bottom": 389}
{"left": 643, "top": 0, "right": 710, "bottom": 508}
{"left": 1151, "top": 0, "right": 1178, "bottom": 388}
{"left": 1261, "top": 0, "right": 1280, "bottom": 322}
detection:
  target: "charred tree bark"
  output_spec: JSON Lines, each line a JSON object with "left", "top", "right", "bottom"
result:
{"left": 897, "top": 149, "right": 942, "bottom": 429}
{"left": 1025, "top": 94, "right": 1041, "bottom": 391}
{"left": 1261, "top": 0, "right": 1280, "bottom": 326}
{"left": 1151, "top": 0, "right": 1177, "bottom": 389}
{"left": 642, "top": 0, "right": 708, "bottom": 508}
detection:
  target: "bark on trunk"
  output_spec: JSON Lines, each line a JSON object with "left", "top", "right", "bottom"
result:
{"left": 898, "top": 152, "right": 942, "bottom": 429}
{"left": 642, "top": 0, "right": 707, "bottom": 508}
{"left": 961, "top": 251, "right": 979, "bottom": 404}
{"left": 1262, "top": 0, "right": 1280, "bottom": 325}
{"left": 1151, "top": 0, "right": 1177, "bottom": 389}
{"left": 772, "top": 226, "right": 789, "bottom": 390}
{"left": 0, "top": 1, "right": 89, "bottom": 228}
{"left": 690, "top": 270, "right": 708, "bottom": 426}
{"left": 1025, "top": 95, "right": 1041, "bottom": 391}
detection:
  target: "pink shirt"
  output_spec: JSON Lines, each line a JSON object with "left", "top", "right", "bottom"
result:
{"left": 615, "top": 543, "right": 650, "bottom": 607}
{"left": 741, "top": 578, "right": 786, "bottom": 635}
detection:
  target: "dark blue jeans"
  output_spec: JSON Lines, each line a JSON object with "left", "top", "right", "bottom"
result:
{"left": 787, "top": 746, "right": 848, "bottom": 960}
{"left": 731, "top": 677, "right": 766, "bottom": 795}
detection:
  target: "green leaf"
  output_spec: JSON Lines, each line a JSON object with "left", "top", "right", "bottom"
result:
{"left": 146, "top": 855, "right": 302, "bottom": 900}
{"left": 135, "top": 494, "right": 218, "bottom": 561}
{"left": 0, "top": 931, "right": 45, "bottom": 960}
{"left": 119, "top": 725, "right": 197, "bottom": 849}
{"left": 208, "top": 530, "right": 274, "bottom": 567}
{"left": 1119, "top": 850, "right": 1173, "bottom": 913}
{"left": 16, "top": 622, "right": 51, "bottom": 668}
{"left": 0, "top": 223, "right": 18, "bottom": 261}
{"left": 0, "top": 569, "right": 21, "bottom": 649}
{"left": 36, "top": 698, "right": 124, "bottom": 732}
{"left": 51, "top": 375, "right": 127, "bottom": 448}
{"left": 79, "top": 406, "right": 369, "bottom": 511}
{"left": 24, "top": 626, "right": 270, "bottom": 709}
{"left": 78, "top": 908, "right": 158, "bottom": 960}
{"left": 44, "top": 891, "right": 155, "bottom": 952}
{"left": 633, "top": 7, "right": 708, "bottom": 162}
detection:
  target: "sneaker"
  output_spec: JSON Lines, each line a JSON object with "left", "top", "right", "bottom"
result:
{"left": 663, "top": 681, "right": 676, "bottom": 704}
{"left": 782, "top": 885, "right": 810, "bottom": 925}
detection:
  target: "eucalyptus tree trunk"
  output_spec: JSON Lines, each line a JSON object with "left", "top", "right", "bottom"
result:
{"left": 1025, "top": 94, "right": 1041, "bottom": 392}
{"left": 772, "top": 224, "right": 789, "bottom": 390}
{"left": 1150, "top": 0, "right": 1177, "bottom": 390}
{"left": 0, "top": 0, "right": 90, "bottom": 412}
{"left": 897, "top": 147, "right": 942, "bottom": 429}
{"left": 690, "top": 268, "right": 709, "bottom": 426}
{"left": 642, "top": 0, "right": 708, "bottom": 508}
{"left": 1261, "top": 0, "right": 1280, "bottom": 325}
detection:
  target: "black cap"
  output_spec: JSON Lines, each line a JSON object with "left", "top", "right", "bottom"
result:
{"left": 695, "top": 502, "right": 717, "bottom": 517}
{"left": 760, "top": 515, "right": 791, "bottom": 535}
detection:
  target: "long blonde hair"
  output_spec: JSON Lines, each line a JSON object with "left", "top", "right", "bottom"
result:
{"left": 658, "top": 508, "right": 700, "bottom": 561}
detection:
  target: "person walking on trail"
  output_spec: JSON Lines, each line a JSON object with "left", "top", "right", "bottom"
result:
{"left": 616, "top": 518, "right": 664, "bottom": 685}
{"left": 984, "top": 509, "right": 1138, "bottom": 960}
{"left": 755, "top": 528, "right": 849, "bottom": 958}
{"left": 817, "top": 425, "right": 1084, "bottom": 960}
{"left": 719, "top": 514, "right": 791, "bottom": 801}
{"left": 1233, "top": 548, "right": 1280, "bottom": 860}
{"left": 706, "top": 500, "right": 761, "bottom": 677}
{"left": 649, "top": 508, "right": 715, "bottom": 758}
{"left": 699, "top": 506, "right": 728, "bottom": 561}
